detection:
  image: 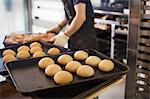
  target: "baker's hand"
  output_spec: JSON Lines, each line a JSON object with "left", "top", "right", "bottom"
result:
{"left": 47, "top": 25, "right": 61, "bottom": 34}
{"left": 50, "top": 32, "right": 69, "bottom": 47}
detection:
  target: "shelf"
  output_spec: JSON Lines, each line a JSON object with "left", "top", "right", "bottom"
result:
{"left": 139, "top": 38, "right": 150, "bottom": 45}
{"left": 94, "top": 18, "right": 128, "bottom": 27}
{"left": 94, "top": 10, "right": 128, "bottom": 17}
{"left": 141, "top": 22, "right": 150, "bottom": 28}
{"left": 142, "top": 14, "right": 150, "bottom": 20}
{"left": 138, "top": 53, "right": 150, "bottom": 61}
{"left": 138, "top": 46, "right": 150, "bottom": 53}
{"left": 140, "top": 30, "right": 150, "bottom": 36}
{"left": 137, "top": 61, "right": 150, "bottom": 69}
{"left": 143, "top": 5, "right": 150, "bottom": 10}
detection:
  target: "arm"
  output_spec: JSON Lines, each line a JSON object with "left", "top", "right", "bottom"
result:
{"left": 47, "top": 18, "right": 67, "bottom": 34}
{"left": 64, "top": 3, "right": 86, "bottom": 37}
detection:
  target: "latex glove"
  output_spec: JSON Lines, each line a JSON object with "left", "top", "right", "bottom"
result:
{"left": 51, "top": 32, "right": 69, "bottom": 47}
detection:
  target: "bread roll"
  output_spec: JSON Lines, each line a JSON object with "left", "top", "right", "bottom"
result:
{"left": 30, "top": 46, "right": 43, "bottom": 54}
{"left": 45, "top": 64, "right": 62, "bottom": 76}
{"left": 17, "top": 50, "right": 30, "bottom": 59}
{"left": 47, "top": 47, "right": 60, "bottom": 55}
{"left": 98, "top": 59, "right": 114, "bottom": 72}
{"left": 65, "top": 61, "right": 82, "bottom": 72}
{"left": 17, "top": 45, "right": 30, "bottom": 52}
{"left": 2, "top": 49, "right": 16, "bottom": 56}
{"left": 32, "top": 51, "right": 46, "bottom": 58}
{"left": 30, "top": 42, "right": 42, "bottom": 48}
{"left": 85, "top": 56, "right": 101, "bottom": 67}
{"left": 54, "top": 71, "right": 73, "bottom": 85}
{"left": 57, "top": 54, "right": 73, "bottom": 65}
{"left": 76, "top": 65, "right": 95, "bottom": 77}
{"left": 74, "top": 50, "right": 88, "bottom": 60}
{"left": 2, "top": 55, "right": 16, "bottom": 62}
{"left": 38, "top": 57, "right": 55, "bottom": 69}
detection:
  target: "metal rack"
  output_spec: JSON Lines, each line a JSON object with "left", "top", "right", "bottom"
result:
{"left": 125, "top": 0, "right": 150, "bottom": 99}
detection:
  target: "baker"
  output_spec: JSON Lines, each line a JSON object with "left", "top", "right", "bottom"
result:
{"left": 48, "top": 0, "right": 97, "bottom": 50}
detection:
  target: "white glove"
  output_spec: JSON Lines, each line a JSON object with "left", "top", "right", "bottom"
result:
{"left": 51, "top": 32, "right": 69, "bottom": 47}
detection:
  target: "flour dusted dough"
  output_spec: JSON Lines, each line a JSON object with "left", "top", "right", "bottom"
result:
{"left": 2, "top": 49, "right": 16, "bottom": 56}
{"left": 54, "top": 71, "right": 73, "bottom": 85}
{"left": 47, "top": 47, "right": 60, "bottom": 55}
{"left": 85, "top": 56, "right": 101, "bottom": 67}
{"left": 74, "top": 50, "right": 88, "bottom": 60}
{"left": 76, "top": 65, "right": 95, "bottom": 77}
{"left": 17, "top": 45, "right": 30, "bottom": 52}
{"left": 45, "top": 64, "right": 62, "bottom": 76}
{"left": 30, "top": 42, "right": 42, "bottom": 48}
{"left": 17, "top": 50, "right": 30, "bottom": 59}
{"left": 65, "top": 61, "right": 82, "bottom": 72}
{"left": 38, "top": 57, "right": 55, "bottom": 69}
{"left": 30, "top": 46, "right": 43, "bottom": 54}
{"left": 32, "top": 51, "right": 46, "bottom": 58}
{"left": 57, "top": 54, "right": 73, "bottom": 65}
{"left": 2, "top": 55, "right": 16, "bottom": 62}
{"left": 98, "top": 59, "right": 114, "bottom": 72}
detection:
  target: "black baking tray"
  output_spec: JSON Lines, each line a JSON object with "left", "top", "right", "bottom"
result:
{"left": 4, "top": 49, "right": 129, "bottom": 95}
{"left": 31, "top": 76, "right": 122, "bottom": 98}
{"left": 0, "top": 41, "right": 68, "bottom": 74}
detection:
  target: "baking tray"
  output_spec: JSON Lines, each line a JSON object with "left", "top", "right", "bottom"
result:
{"left": 0, "top": 41, "right": 68, "bottom": 74}
{"left": 31, "top": 76, "right": 122, "bottom": 98}
{"left": 5, "top": 49, "right": 129, "bottom": 95}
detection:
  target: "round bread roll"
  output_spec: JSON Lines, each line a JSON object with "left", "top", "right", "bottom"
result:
{"left": 74, "top": 50, "right": 88, "bottom": 60}
{"left": 32, "top": 51, "right": 46, "bottom": 58}
{"left": 2, "top": 49, "right": 16, "bottom": 56}
{"left": 85, "top": 56, "right": 101, "bottom": 67}
{"left": 65, "top": 61, "right": 82, "bottom": 72}
{"left": 38, "top": 57, "right": 55, "bottom": 69}
{"left": 76, "top": 65, "right": 95, "bottom": 77}
{"left": 45, "top": 64, "right": 62, "bottom": 76}
{"left": 17, "top": 50, "right": 30, "bottom": 59}
{"left": 30, "top": 42, "right": 42, "bottom": 48}
{"left": 17, "top": 45, "right": 30, "bottom": 52}
{"left": 2, "top": 55, "right": 16, "bottom": 62}
{"left": 30, "top": 46, "right": 43, "bottom": 54}
{"left": 57, "top": 54, "right": 73, "bottom": 65}
{"left": 54, "top": 71, "right": 73, "bottom": 85}
{"left": 98, "top": 59, "right": 114, "bottom": 72}
{"left": 47, "top": 47, "right": 60, "bottom": 55}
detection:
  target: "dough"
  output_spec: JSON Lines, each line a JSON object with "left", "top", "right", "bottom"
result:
{"left": 45, "top": 64, "right": 62, "bottom": 76}
{"left": 32, "top": 51, "right": 46, "bottom": 58}
{"left": 76, "top": 65, "right": 95, "bottom": 77}
{"left": 65, "top": 61, "right": 82, "bottom": 72}
{"left": 74, "top": 50, "right": 88, "bottom": 60}
{"left": 38, "top": 57, "right": 55, "bottom": 69}
{"left": 47, "top": 47, "right": 60, "bottom": 55}
{"left": 98, "top": 59, "right": 114, "bottom": 72}
{"left": 54, "top": 71, "right": 73, "bottom": 85}
{"left": 17, "top": 45, "right": 30, "bottom": 52}
{"left": 85, "top": 56, "right": 101, "bottom": 67}
{"left": 30, "top": 42, "right": 42, "bottom": 48}
{"left": 30, "top": 46, "right": 43, "bottom": 54}
{"left": 57, "top": 54, "right": 73, "bottom": 65}
{"left": 17, "top": 50, "right": 30, "bottom": 59}
{"left": 2, "top": 49, "right": 16, "bottom": 56}
{"left": 2, "top": 55, "right": 16, "bottom": 62}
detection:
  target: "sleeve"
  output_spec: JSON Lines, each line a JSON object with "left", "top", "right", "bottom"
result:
{"left": 73, "top": 0, "right": 87, "bottom": 5}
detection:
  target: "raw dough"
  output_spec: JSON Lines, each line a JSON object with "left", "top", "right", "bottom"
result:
{"left": 54, "top": 71, "right": 73, "bottom": 85}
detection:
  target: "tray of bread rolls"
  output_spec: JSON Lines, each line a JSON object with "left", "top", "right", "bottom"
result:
{"left": 4, "top": 49, "right": 129, "bottom": 95}
{"left": 0, "top": 41, "right": 68, "bottom": 74}
{"left": 3, "top": 32, "right": 55, "bottom": 47}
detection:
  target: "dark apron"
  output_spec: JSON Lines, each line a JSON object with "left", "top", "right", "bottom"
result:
{"left": 62, "top": 0, "right": 98, "bottom": 50}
